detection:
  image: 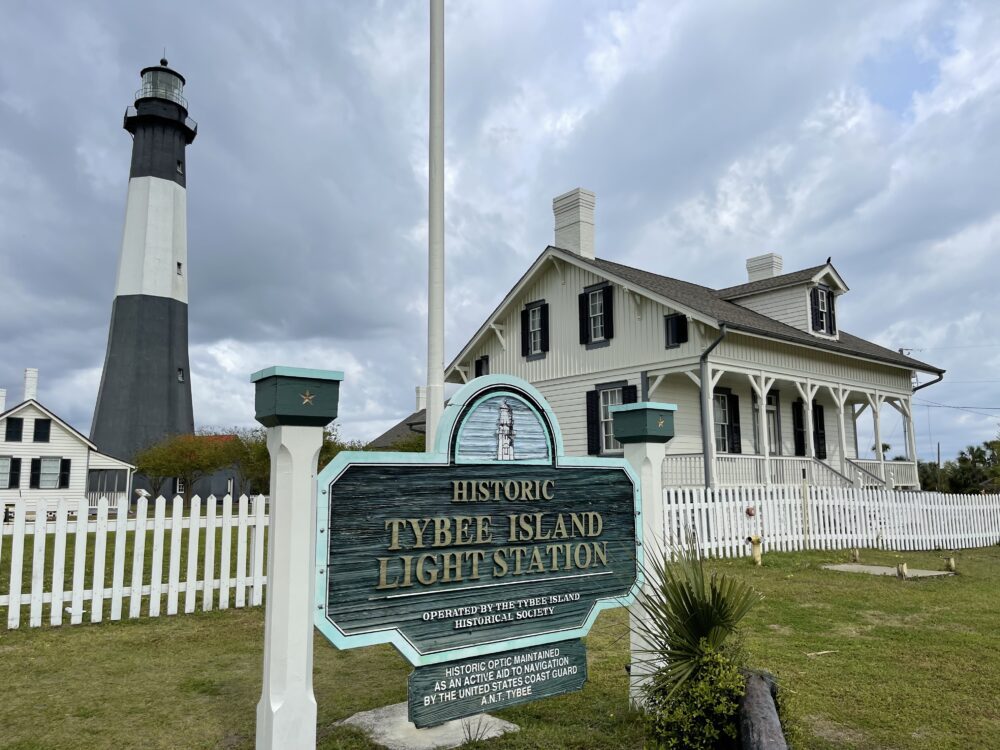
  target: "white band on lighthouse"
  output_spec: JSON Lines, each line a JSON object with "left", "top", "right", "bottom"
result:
{"left": 115, "top": 175, "right": 188, "bottom": 303}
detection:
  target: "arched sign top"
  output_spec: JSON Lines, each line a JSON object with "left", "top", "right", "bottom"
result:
{"left": 435, "top": 375, "right": 565, "bottom": 462}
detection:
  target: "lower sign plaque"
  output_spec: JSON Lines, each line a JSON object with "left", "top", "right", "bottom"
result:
{"left": 408, "top": 639, "right": 588, "bottom": 728}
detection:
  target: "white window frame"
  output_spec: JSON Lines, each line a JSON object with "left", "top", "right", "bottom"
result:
{"left": 766, "top": 394, "right": 780, "bottom": 455}
{"left": 0, "top": 456, "right": 10, "bottom": 490}
{"left": 226, "top": 477, "right": 235, "bottom": 496}
{"left": 528, "top": 306, "right": 542, "bottom": 355}
{"left": 714, "top": 394, "right": 729, "bottom": 453}
{"left": 174, "top": 477, "right": 186, "bottom": 496}
{"left": 599, "top": 387, "right": 623, "bottom": 454}
{"left": 817, "top": 288, "right": 828, "bottom": 332}
{"left": 39, "top": 457, "right": 61, "bottom": 489}
{"left": 589, "top": 290, "right": 605, "bottom": 342}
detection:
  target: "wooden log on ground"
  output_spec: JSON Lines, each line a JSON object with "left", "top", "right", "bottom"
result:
{"left": 740, "top": 671, "right": 788, "bottom": 750}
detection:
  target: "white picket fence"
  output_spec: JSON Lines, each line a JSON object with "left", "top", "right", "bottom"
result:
{"left": 1, "top": 494, "right": 268, "bottom": 630}
{"left": 663, "top": 486, "right": 1000, "bottom": 558}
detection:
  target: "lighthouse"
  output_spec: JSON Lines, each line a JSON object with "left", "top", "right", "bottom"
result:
{"left": 91, "top": 60, "right": 197, "bottom": 461}
{"left": 496, "top": 399, "right": 515, "bottom": 460}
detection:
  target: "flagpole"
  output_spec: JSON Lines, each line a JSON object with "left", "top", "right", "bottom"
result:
{"left": 426, "top": 0, "right": 445, "bottom": 451}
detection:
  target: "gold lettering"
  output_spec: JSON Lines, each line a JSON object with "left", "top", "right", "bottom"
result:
{"left": 408, "top": 518, "right": 431, "bottom": 548}
{"left": 441, "top": 551, "right": 462, "bottom": 582}
{"left": 433, "top": 517, "right": 453, "bottom": 547}
{"left": 416, "top": 553, "right": 438, "bottom": 585}
{"left": 504, "top": 481, "right": 519, "bottom": 501}
{"left": 469, "top": 550, "right": 486, "bottom": 579}
{"left": 376, "top": 557, "right": 399, "bottom": 589}
{"left": 541, "top": 480, "right": 555, "bottom": 500}
{"left": 527, "top": 546, "right": 545, "bottom": 573}
{"left": 574, "top": 543, "right": 593, "bottom": 569}
{"left": 493, "top": 548, "right": 509, "bottom": 576}
{"left": 520, "top": 480, "right": 534, "bottom": 500}
{"left": 475, "top": 516, "right": 492, "bottom": 544}
{"left": 385, "top": 519, "right": 406, "bottom": 551}
{"left": 593, "top": 541, "right": 608, "bottom": 566}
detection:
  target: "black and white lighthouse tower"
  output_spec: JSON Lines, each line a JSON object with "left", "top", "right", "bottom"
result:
{"left": 91, "top": 60, "right": 197, "bottom": 461}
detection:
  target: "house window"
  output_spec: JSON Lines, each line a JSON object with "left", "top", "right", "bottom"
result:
{"left": 226, "top": 477, "right": 235, "bottom": 496}
{"left": 174, "top": 477, "right": 185, "bottom": 496}
{"left": 664, "top": 314, "right": 689, "bottom": 348}
{"left": 589, "top": 291, "right": 605, "bottom": 342}
{"left": 33, "top": 418, "right": 51, "bottom": 443}
{"left": 714, "top": 393, "right": 730, "bottom": 453}
{"left": 5, "top": 417, "right": 23, "bottom": 442}
{"left": 578, "top": 284, "right": 614, "bottom": 348}
{"left": 0, "top": 457, "right": 12, "bottom": 489}
{"left": 39, "top": 457, "right": 61, "bottom": 489}
{"left": 600, "top": 387, "right": 623, "bottom": 453}
{"left": 474, "top": 355, "right": 490, "bottom": 377}
{"left": 810, "top": 287, "right": 836, "bottom": 335}
{"left": 520, "top": 301, "right": 548, "bottom": 359}
{"left": 528, "top": 306, "right": 543, "bottom": 355}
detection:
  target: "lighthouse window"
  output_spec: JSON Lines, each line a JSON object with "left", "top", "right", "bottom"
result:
{"left": 177, "top": 262, "right": 183, "bottom": 276}
{"left": 176, "top": 160, "right": 184, "bottom": 175}
{"left": 177, "top": 368, "right": 185, "bottom": 383}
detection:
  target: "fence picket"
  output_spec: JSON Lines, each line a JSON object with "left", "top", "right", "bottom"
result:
{"left": 110, "top": 496, "right": 129, "bottom": 621}
{"left": 251, "top": 495, "right": 266, "bottom": 606}
{"left": 148, "top": 495, "right": 167, "bottom": 618}
{"left": 29, "top": 500, "right": 48, "bottom": 627}
{"left": 91, "top": 497, "right": 109, "bottom": 623}
{"left": 50, "top": 499, "right": 69, "bottom": 626}
{"left": 235, "top": 495, "right": 249, "bottom": 608}
{"left": 167, "top": 496, "right": 183, "bottom": 615}
{"left": 70, "top": 498, "right": 89, "bottom": 624}
{"left": 7, "top": 500, "right": 26, "bottom": 629}
{"left": 129, "top": 495, "right": 149, "bottom": 618}
{"left": 185, "top": 496, "right": 202, "bottom": 614}
{"left": 203, "top": 496, "right": 216, "bottom": 611}
{"left": 219, "top": 494, "right": 233, "bottom": 610}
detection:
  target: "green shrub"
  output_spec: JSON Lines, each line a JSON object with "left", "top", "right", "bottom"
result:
{"left": 643, "top": 643, "right": 744, "bottom": 750}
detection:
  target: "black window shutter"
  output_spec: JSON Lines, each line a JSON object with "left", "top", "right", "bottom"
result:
{"left": 623, "top": 385, "right": 638, "bottom": 404}
{"left": 602, "top": 285, "right": 615, "bottom": 340}
{"left": 520, "top": 308, "right": 530, "bottom": 357}
{"left": 59, "top": 459, "right": 71, "bottom": 489}
{"left": 810, "top": 288, "right": 822, "bottom": 331}
{"left": 29, "top": 458, "right": 41, "bottom": 488}
{"left": 9, "top": 457, "right": 20, "bottom": 488}
{"left": 827, "top": 294, "right": 837, "bottom": 334}
{"left": 677, "top": 316, "right": 688, "bottom": 344}
{"left": 585, "top": 390, "right": 601, "bottom": 455}
{"left": 540, "top": 303, "right": 550, "bottom": 352}
{"left": 728, "top": 394, "right": 742, "bottom": 454}
{"left": 812, "top": 403, "right": 827, "bottom": 460}
{"left": 578, "top": 292, "right": 589, "bottom": 344}
{"left": 792, "top": 400, "right": 806, "bottom": 457}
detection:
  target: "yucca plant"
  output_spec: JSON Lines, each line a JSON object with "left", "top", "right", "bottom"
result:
{"left": 633, "top": 530, "right": 762, "bottom": 699}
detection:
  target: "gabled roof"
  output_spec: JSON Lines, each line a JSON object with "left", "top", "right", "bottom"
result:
{"left": 446, "top": 246, "right": 943, "bottom": 376}
{"left": 369, "top": 410, "right": 426, "bottom": 449}
{"left": 716, "top": 263, "right": 846, "bottom": 299}
{"left": 0, "top": 399, "right": 136, "bottom": 469}
{"left": 0, "top": 399, "right": 98, "bottom": 450}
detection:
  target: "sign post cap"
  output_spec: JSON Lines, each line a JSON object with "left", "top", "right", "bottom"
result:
{"left": 610, "top": 402, "right": 677, "bottom": 444}
{"left": 251, "top": 365, "right": 343, "bottom": 427}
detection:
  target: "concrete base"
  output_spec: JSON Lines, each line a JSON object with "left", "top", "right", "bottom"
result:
{"left": 823, "top": 564, "right": 954, "bottom": 579}
{"left": 338, "top": 702, "right": 519, "bottom": 750}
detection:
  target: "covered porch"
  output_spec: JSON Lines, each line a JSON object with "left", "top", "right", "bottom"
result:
{"left": 647, "top": 362, "right": 920, "bottom": 489}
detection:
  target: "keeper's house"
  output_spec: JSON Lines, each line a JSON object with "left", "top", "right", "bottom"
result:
{"left": 1, "top": 369, "right": 133, "bottom": 512}
{"left": 441, "top": 189, "right": 943, "bottom": 490}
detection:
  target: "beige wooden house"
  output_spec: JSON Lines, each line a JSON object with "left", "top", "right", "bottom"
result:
{"left": 443, "top": 189, "right": 943, "bottom": 489}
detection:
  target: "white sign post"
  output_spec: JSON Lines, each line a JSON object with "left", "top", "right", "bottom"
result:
{"left": 251, "top": 366, "right": 343, "bottom": 750}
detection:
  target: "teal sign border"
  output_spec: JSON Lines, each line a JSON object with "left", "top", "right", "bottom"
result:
{"left": 314, "top": 375, "right": 644, "bottom": 666}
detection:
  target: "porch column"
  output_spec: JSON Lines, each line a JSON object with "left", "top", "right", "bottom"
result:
{"left": 827, "top": 385, "right": 850, "bottom": 476}
{"left": 748, "top": 372, "right": 774, "bottom": 486}
{"left": 870, "top": 392, "right": 885, "bottom": 481}
{"left": 795, "top": 381, "right": 817, "bottom": 484}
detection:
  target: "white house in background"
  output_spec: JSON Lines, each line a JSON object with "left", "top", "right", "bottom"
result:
{"left": 0, "top": 369, "right": 134, "bottom": 512}
{"left": 441, "top": 188, "right": 944, "bottom": 490}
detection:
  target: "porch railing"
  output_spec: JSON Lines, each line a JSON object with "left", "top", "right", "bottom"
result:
{"left": 847, "top": 459, "right": 919, "bottom": 489}
{"left": 663, "top": 454, "right": 854, "bottom": 488}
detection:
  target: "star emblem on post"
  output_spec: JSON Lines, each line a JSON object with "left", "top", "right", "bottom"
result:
{"left": 657, "top": 417, "right": 665, "bottom": 428}
{"left": 300, "top": 390, "right": 316, "bottom": 406}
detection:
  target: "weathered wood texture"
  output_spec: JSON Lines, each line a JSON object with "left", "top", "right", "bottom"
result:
{"left": 322, "top": 463, "right": 637, "bottom": 657}
{"left": 740, "top": 671, "right": 787, "bottom": 750}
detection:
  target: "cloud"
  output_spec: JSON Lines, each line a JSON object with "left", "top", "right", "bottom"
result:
{"left": 1, "top": 0, "right": 997, "bottom": 462}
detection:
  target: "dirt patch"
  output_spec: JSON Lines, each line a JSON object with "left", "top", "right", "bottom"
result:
{"left": 859, "top": 610, "right": 925, "bottom": 628}
{"left": 768, "top": 623, "right": 792, "bottom": 635}
{"left": 806, "top": 715, "right": 867, "bottom": 745}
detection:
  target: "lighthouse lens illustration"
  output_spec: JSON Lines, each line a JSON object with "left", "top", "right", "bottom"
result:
{"left": 455, "top": 394, "right": 550, "bottom": 462}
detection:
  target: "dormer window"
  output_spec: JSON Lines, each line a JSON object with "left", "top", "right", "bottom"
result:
{"left": 810, "top": 286, "right": 836, "bottom": 335}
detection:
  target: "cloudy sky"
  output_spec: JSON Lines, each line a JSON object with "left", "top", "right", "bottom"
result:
{"left": 2, "top": 0, "right": 998, "bottom": 462}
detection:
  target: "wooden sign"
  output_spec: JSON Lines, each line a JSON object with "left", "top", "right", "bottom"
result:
{"left": 407, "top": 639, "right": 587, "bottom": 728}
{"left": 314, "top": 376, "right": 641, "bottom": 723}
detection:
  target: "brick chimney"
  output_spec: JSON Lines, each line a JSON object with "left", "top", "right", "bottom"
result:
{"left": 746, "top": 253, "right": 783, "bottom": 282}
{"left": 415, "top": 386, "right": 427, "bottom": 412}
{"left": 553, "top": 188, "right": 596, "bottom": 259}
{"left": 0, "top": 388, "right": 6, "bottom": 412}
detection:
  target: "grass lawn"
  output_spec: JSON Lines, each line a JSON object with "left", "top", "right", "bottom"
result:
{"left": 1, "top": 546, "right": 998, "bottom": 749}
